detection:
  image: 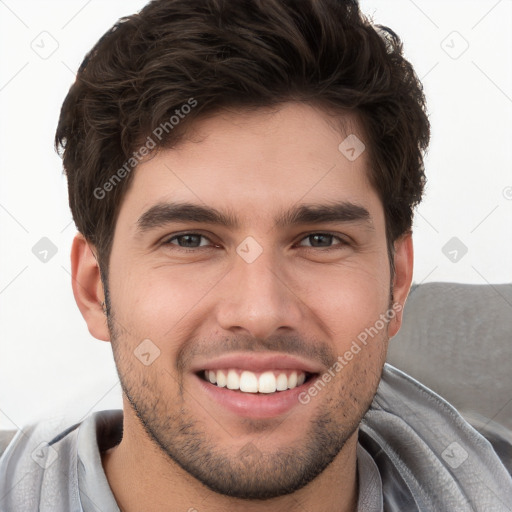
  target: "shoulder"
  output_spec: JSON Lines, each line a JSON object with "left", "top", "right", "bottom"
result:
{"left": 360, "top": 363, "right": 512, "bottom": 510}
{"left": 0, "top": 416, "right": 82, "bottom": 511}
{"left": 0, "top": 410, "right": 122, "bottom": 511}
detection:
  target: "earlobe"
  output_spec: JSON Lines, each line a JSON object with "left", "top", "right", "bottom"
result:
{"left": 388, "top": 232, "right": 414, "bottom": 339}
{"left": 70, "top": 233, "right": 110, "bottom": 341}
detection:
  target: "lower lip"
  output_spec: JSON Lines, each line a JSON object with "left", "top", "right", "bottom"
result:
{"left": 194, "top": 374, "right": 315, "bottom": 419}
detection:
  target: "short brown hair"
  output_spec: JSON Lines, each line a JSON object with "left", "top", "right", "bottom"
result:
{"left": 56, "top": 0, "right": 430, "bottom": 275}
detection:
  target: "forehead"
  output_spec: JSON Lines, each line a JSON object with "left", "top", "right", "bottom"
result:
{"left": 117, "top": 102, "right": 380, "bottom": 228}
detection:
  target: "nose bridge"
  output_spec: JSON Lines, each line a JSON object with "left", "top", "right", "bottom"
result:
{"left": 216, "top": 240, "right": 302, "bottom": 339}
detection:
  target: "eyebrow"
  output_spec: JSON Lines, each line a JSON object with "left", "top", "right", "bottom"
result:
{"left": 135, "top": 201, "right": 372, "bottom": 235}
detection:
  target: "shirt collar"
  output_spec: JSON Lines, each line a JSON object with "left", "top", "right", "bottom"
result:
{"left": 356, "top": 442, "right": 383, "bottom": 511}
{"left": 76, "top": 410, "right": 383, "bottom": 511}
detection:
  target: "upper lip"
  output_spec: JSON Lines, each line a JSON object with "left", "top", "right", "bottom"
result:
{"left": 191, "top": 353, "right": 324, "bottom": 374}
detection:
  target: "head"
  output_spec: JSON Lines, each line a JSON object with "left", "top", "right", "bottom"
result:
{"left": 61, "top": 0, "right": 429, "bottom": 501}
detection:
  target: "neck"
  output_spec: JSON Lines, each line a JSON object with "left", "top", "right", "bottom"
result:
{"left": 101, "top": 407, "right": 359, "bottom": 512}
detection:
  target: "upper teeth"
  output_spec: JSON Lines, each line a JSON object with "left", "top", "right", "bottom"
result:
{"left": 204, "top": 369, "right": 306, "bottom": 393}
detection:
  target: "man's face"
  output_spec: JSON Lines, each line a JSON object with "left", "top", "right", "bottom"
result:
{"left": 104, "top": 102, "right": 398, "bottom": 498}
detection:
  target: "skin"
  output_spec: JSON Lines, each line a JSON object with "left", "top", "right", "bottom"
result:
{"left": 71, "top": 102, "right": 413, "bottom": 512}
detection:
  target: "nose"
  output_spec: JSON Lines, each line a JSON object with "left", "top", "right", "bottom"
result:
{"left": 215, "top": 244, "right": 305, "bottom": 340}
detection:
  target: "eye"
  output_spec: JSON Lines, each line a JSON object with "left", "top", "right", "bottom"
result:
{"left": 297, "top": 233, "right": 348, "bottom": 249}
{"left": 163, "top": 233, "right": 214, "bottom": 249}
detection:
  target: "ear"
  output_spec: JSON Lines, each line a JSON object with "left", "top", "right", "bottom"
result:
{"left": 387, "top": 231, "right": 414, "bottom": 339}
{"left": 70, "top": 232, "right": 110, "bottom": 341}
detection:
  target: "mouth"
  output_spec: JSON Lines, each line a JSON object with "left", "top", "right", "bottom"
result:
{"left": 191, "top": 353, "right": 323, "bottom": 418}
{"left": 197, "top": 368, "right": 317, "bottom": 394}
{"left": 194, "top": 368, "right": 320, "bottom": 419}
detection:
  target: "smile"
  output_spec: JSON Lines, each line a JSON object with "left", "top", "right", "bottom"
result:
{"left": 191, "top": 353, "right": 323, "bottom": 418}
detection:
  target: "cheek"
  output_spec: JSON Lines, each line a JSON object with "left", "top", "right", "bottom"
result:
{"left": 110, "top": 265, "right": 221, "bottom": 348}
{"left": 297, "top": 260, "right": 391, "bottom": 344}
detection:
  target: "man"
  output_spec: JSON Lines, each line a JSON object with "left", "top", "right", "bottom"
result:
{"left": 1, "top": 0, "right": 511, "bottom": 510}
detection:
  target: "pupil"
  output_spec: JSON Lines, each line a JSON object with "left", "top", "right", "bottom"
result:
{"left": 181, "top": 235, "right": 200, "bottom": 247}
{"left": 311, "top": 234, "right": 331, "bottom": 247}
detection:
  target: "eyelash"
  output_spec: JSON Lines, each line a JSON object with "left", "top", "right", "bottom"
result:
{"left": 162, "top": 232, "right": 350, "bottom": 252}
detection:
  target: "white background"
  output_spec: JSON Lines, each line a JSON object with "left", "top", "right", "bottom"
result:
{"left": 0, "top": 0, "right": 511, "bottom": 430}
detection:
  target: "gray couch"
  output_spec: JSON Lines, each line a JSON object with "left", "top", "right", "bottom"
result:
{"left": 1, "top": 282, "right": 511, "bottom": 472}
{"left": 387, "top": 281, "right": 512, "bottom": 474}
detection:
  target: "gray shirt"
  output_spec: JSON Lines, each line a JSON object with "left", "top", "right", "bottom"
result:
{"left": 1, "top": 364, "right": 511, "bottom": 511}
